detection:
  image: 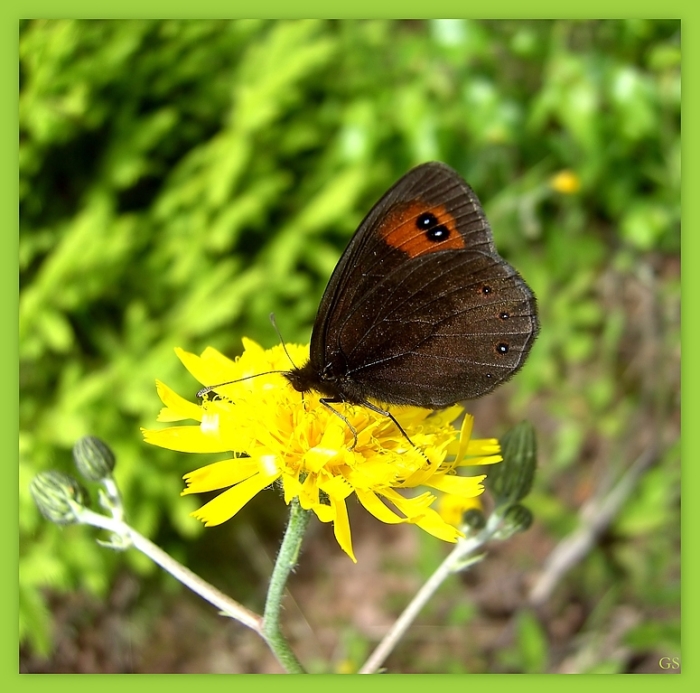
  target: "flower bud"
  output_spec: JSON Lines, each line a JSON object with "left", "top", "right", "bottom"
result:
{"left": 73, "top": 436, "right": 116, "bottom": 482}
{"left": 462, "top": 507, "right": 486, "bottom": 531}
{"left": 498, "top": 503, "right": 533, "bottom": 538}
{"left": 30, "top": 471, "right": 88, "bottom": 525}
{"left": 485, "top": 421, "right": 537, "bottom": 506}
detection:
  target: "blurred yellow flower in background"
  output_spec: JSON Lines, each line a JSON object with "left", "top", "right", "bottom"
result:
{"left": 550, "top": 170, "right": 581, "bottom": 194}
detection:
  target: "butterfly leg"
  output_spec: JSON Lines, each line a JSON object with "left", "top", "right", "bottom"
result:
{"left": 319, "top": 397, "right": 359, "bottom": 449}
{"left": 320, "top": 398, "right": 421, "bottom": 453}
{"left": 357, "top": 400, "right": 418, "bottom": 449}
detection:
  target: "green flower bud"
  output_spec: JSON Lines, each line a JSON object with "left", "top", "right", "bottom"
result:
{"left": 485, "top": 421, "right": 537, "bottom": 506}
{"left": 498, "top": 503, "right": 533, "bottom": 539}
{"left": 73, "top": 436, "right": 116, "bottom": 482}
{"left": 463, "top": 507, "right": 486, "bottom": 531}
{"left": 30, "top": 471, "right": 89, "bottom": 525}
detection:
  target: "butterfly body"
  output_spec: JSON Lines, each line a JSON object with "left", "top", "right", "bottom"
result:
{"left": 284, "top": 162, "right": 539, "bottom": 411}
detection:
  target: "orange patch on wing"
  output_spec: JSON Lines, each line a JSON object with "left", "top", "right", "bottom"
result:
{"left": 379, "top": 201, "right": 464, "bottom": 257}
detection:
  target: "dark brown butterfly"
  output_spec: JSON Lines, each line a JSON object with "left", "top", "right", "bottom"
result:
{"left": 284, "top": 162, "right": 539, "bottom": 428}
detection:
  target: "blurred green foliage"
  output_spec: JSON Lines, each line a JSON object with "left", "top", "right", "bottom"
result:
{"left": 19, "top": 19, "right": 679, "bottom": 671}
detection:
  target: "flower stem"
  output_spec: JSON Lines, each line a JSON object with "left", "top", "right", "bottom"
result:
{"left": 77, "top": 507, "right": 263, "bottom": 631}
{"left": 262, "top": 497, "right": 311, "bottom": 674}
{"left": 77, "top": 500, "right": 309, "bottom": 673}
{"left": 359, "top": 512, "right": 502, "bottom": 674}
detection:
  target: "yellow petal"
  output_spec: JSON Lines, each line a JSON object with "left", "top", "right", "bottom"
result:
{"left": 282, "top": 471, "right": 302, "bottom": 503}
{"left": 239, "top": 337, "right": 263, "bottom": 355}
{"left": 330, "top": 496, "right": 356, "bottom": 563}
{"left": 312, "top": 503, "right": 334, "bottom": 523}
{"left": 299, "top": 473, "right": 320, "bottom": 510}
{"left": 380, "top": 487, "right": 434, "bottom": 517}
{"left": 182, "top": 458, "right": 259, "bottom": 494}
{"left": 174, "top": 347, "right": 210, "bottom": 385}
{"left": 411, "top": 507, "right": 464, "bottom": 542}
{"left": 200, "top": 345, "right": 237, "bottom": 368}
{"left": 454, "top": 414, "right": 474, "bottom": 464}
{"left": 155, "top": 380, "right": 203, "bottom": 422}
{"left": 142, "top": 425, "right": 229, "bottom": 453}
{"left": 191, "top": 470, "right": 280, "bottom": 526}
{"left": 401, "top": 462, "right": 440, "bottom": 488}
{"left": 460, "top": 454, "right": 502, "bottom": 466}
{"left": 175, "top": 346, "right": 241, "bottom": 389}
{"left": 356, "top": 489, "right": 406, "bottom": 525}
{"left": 304, "top": 444, "right": 341, "bottom": 473}
{"left": 466, "top": 438, "right": 501, "bottom": 457}
{"left": 257, "top": 454, "right": 280, "bottom": 477}
{"left": 319, "top": 474, "right": 353, "bottom": 502}
{"left": 427, "top": 473, "right": 486, "bottom": 498}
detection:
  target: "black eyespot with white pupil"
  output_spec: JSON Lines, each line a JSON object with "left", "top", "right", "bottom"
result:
{"left": 416, "top": 211, "right": 450, "bottom": 242}
{"left": 497, "top": 343, "right": 509, "bottom": 355}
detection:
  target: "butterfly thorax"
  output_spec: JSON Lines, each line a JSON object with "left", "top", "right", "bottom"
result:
{"left": 284, "top": 360, "right": 367, "bottom": 404}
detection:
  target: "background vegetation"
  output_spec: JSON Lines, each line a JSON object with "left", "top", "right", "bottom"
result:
{"left": 19, "top": 19, "right": 680, "bottom": 673}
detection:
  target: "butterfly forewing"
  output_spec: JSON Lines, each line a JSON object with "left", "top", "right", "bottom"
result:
{"left": 290, "top": 161, "right": 539, "bottom": 411}
{"left": 334, "top": 250, "right": 537, "bottom": 406}
{"left": 309, "top": 162, "right": 497, "bottom": 367}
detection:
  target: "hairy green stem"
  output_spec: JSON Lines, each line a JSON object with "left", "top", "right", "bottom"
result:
{"left": 262, "top": 497, "right": 311, "bottom": 674}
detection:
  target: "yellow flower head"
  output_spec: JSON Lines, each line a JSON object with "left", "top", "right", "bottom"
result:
{"left": 550, "top": 170, "right": 581, "bottom": 195}
{"left": 438, "top": 494, "right": 484, "bottom": 529}
{"left": 143, "top": 339, "right": 502, "bottom": 562}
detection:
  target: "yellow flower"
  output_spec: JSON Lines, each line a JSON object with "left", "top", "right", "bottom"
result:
{"left": 143, "top": 339, "right": 502, "bottom": 562}
{"left": 438, "top": 494, "right": 484, "bottom": 529}
{"left": 550, "top": 170, "right": 581, "bottom": 195}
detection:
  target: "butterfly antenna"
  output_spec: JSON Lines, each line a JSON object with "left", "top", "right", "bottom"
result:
{"left": 269, "top": 312, "right": 298, "bottom": 369}
{"left": 197, "top": 314, "right": 299, "bottom": 399}
{"left": 196, "top": 370, "right": 288, "bottom": 398}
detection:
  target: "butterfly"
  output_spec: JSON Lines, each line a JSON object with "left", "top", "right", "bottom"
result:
{"left": 283, "top": 161, "right": 539, "bottom": 435}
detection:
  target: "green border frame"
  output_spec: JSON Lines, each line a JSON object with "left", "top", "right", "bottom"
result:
{"left": 9, "top": 2, "right": 690, "bottom": 690}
